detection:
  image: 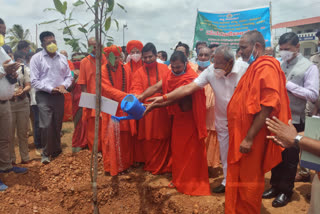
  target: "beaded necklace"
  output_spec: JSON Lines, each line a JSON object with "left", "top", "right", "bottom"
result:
{"left": 145, "top": 64, "right": 159, "bottom": 87}
{"left": 107, "top": 64, "right": 126, "bottom": 92}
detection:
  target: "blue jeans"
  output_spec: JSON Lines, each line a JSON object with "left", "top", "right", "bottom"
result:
{"left": 31, "top": 105, "right": 41, "bottom": 149}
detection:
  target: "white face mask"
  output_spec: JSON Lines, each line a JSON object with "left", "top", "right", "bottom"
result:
{"left": 156, "top": 58, "right": 164, "bottom": 64}
{"left": 131, "top": 53, "right": 141, "bottom": 62}
{"left": 214, "top": 68, "right": 226, "bottom": 78}
{"left": 279, "top": 50, "right": 294, "bottom": 62}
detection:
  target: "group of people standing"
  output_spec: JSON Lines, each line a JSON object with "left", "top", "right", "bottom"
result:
{"left": 1, "top": 13, "right": 320, "bottom": 213}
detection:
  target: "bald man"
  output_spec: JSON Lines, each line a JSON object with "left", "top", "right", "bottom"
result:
{"left": 225, "top": 30, "right": 291, "bottom": 213}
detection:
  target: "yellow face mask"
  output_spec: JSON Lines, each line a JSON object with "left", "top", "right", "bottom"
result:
{"left": 46, "top": 43, "right": 58, "bottom": 53}
{"left": 0, "top": 34, "right": 5, "bottom": 47}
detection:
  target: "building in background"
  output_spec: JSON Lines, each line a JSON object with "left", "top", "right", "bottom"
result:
{"left": 272, "top": 16, "right": 320, "bottom": 58}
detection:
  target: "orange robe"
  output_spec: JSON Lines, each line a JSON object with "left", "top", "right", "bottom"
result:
{"left": 101, "top": 62, "right": 135, "bottom": 175}
{"left": 162, "top": 64, "right": 211, "bottom": 196}
{"left": 226, "top": 56, "right": 291, "bottom": 214}
{"left": 63, "top": 60, "right": 74, "bottom": 122}
{"left": 196, "top": 67, "right": 220, "bottom": 168}
{"left": 130, "top": 62, "right": 172, "bottom": 174}
{"left": 78, "top": 55, "right": 107, "bottom": 152}
{"left": 124, "top": 59, "right": 143, "bottom": 162}
{"left": 124, "top": 60, "right": 143, "bottom": 74}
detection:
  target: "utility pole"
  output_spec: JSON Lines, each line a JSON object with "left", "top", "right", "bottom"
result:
{"left": 123, "top": 24, "right": 128, "bottom": 46}
{"left": 36, "top": 24, "right": 38, "bottom": 48}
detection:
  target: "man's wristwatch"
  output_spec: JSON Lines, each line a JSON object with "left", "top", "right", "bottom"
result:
{"left": 294, "top": 135, "right": 303, "bottom": 147}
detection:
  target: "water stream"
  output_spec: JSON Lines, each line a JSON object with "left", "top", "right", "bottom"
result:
{"left": 105, "top": 117, "right": 123, "bottom": 173}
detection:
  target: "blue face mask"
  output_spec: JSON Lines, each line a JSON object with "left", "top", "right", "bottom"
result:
{"left": 90, "top": 53, "right": 95, "bottom": 58}
{"left": 247, "top": 46, "right": 257, "bottom": 65}
{"left": 171, "top": 63, "right": 187, "bottom": 76}
{"left": 197, "top": 60, "right": 210, "bottom": 68}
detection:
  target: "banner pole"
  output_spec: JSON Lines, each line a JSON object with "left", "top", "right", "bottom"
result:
{"left": 192, "top": 8, "right": 199, "bottom": 52}
{"left": 269, "top": 1, "right": 273, "bottom": 47}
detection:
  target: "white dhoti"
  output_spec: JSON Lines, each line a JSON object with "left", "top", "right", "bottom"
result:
{"left": 216, "top": 120, "right": 229, "bottom": 186}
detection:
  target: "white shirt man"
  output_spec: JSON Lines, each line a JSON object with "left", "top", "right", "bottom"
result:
{"left": 194, "top": 59, "right": 248, "bottom": 187}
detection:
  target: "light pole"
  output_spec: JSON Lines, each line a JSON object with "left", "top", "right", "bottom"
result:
{"left": 123, "top": 24, "right": 128, "bottom": 46}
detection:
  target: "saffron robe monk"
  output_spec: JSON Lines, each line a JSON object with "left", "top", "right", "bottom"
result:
{"left": 77, "top": 37, "right": 106, "bottom": 152}
{"left": 101, "top": 45, "right": 135, "bottom": 175}
{"left": 71, "top": 60, "right": 88, "bottom": 152}
{"left": 130, "top": 43, "right": 172, "bottom": 174}
{"left": 168, "top": 42, "right": 198, "bottom": 71}
{"left": 142, "top": 51, "right": 211, "bottom": 196}
{"left": 225, "top": 31, "right": 291, "bottom": 213}
{"left": 124, "top": 40, "right": 144, "bottom": 163}
{"left": 124, "top": 40, "right": 144, "bottom": 74}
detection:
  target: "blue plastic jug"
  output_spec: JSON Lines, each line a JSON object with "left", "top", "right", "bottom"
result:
{"left": 111, "top": 94, "right": 146, "bottom": 122}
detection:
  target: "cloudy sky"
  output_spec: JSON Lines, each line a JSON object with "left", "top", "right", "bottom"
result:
{"left": 1, "top": 0, "right": 320, "bottom": 56}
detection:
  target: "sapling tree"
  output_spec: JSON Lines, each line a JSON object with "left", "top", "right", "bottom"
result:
{"left": 41, "top": 0, "right": 126, "bottom": 212}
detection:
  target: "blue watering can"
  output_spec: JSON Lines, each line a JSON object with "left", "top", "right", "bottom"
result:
{"left": 111, "top": 94, "right": 146, "bottom": 122}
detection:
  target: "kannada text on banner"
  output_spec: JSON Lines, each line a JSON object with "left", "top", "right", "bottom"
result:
{"left": 193, "top": 7, "right": 271, "bottom": 49}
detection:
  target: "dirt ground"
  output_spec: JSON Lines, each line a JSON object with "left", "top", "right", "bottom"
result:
{"left": 0, "top": 121, "right": 313, "bottom": 213}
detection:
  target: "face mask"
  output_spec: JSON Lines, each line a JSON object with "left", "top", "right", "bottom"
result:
{"left": 197, "top": 60, "right": 210, "bottom": 68}
{"left": 171, "top": 63, "right": 187, "bottom": 76}
{"left": 0, "top": 34, "right": 5, "bottom": 47}
{"left": 145, "top": 61, "right": 157, "bottom": 69}
{"left": 46, "top": 43, "right": 58, "bottom": 54}
{"left": 214, "top": 68, "right": 226, "bottom": 78}
{"left": 90, "top": 53, "right": 95, "bottom": 58}
{"left": 247, "top": 46, "right": 257, "bottom": 65}
{"left": 279, "top": 50, "right": 294, "bottom": 62}
{"left": 131, "top": 53, "right": 141, "bottom": 62}
{"left": 156, "top": 58, "right": 164, "bottom": 64}
{"left": 73, "top": 61, "right": 81, "bottom": 69}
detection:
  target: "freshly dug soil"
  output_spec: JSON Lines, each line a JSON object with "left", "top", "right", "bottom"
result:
{"left": 0, "top": 122, "right": 312, "bottom": 213}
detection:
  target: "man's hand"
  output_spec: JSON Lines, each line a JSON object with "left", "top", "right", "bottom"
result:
{"left": 13, "top": 88, "right": 24, "bottom": 97}
{"left": 143, "top": 103, "right": 156, "bottom": 116}
{"left": 146, "top": 96, "right": 164, "bottom": 104}
{"left": 52, "top": 85, "right": 68, "bottom": 94}
{"left": 3, "top": 60, "right": 20, "bottom": 75}
{"left": 266, "top": 117, "right": 297, "bottom": 148}
{"left": 266, "top": 136, "right": 288, "bottom": 148}
{"left": 135, "top": 94, "right": 143, "bottom": 102}
{"left": 51, "top": 88, "right": 60, "bottom": 94}
{"left": 239, "top": 137, "right": 253, "bottom": 154}
{"left": 57, "top": 85, "right": 68, "bottom": 94}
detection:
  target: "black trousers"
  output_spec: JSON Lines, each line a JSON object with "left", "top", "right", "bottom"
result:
{"left": 36, "top": 91, "right": 64, "bottom": 157}
{"left": 270, "top": 122, "right": 305, "bottom": 195}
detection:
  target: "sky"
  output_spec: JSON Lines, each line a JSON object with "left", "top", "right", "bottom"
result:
{"left": 1, "top": 0, "right": 320, "bottom": 56}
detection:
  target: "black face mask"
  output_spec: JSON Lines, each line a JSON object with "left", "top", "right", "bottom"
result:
{"left": 5, "top": 75, "right": 17, "bottom": 84}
